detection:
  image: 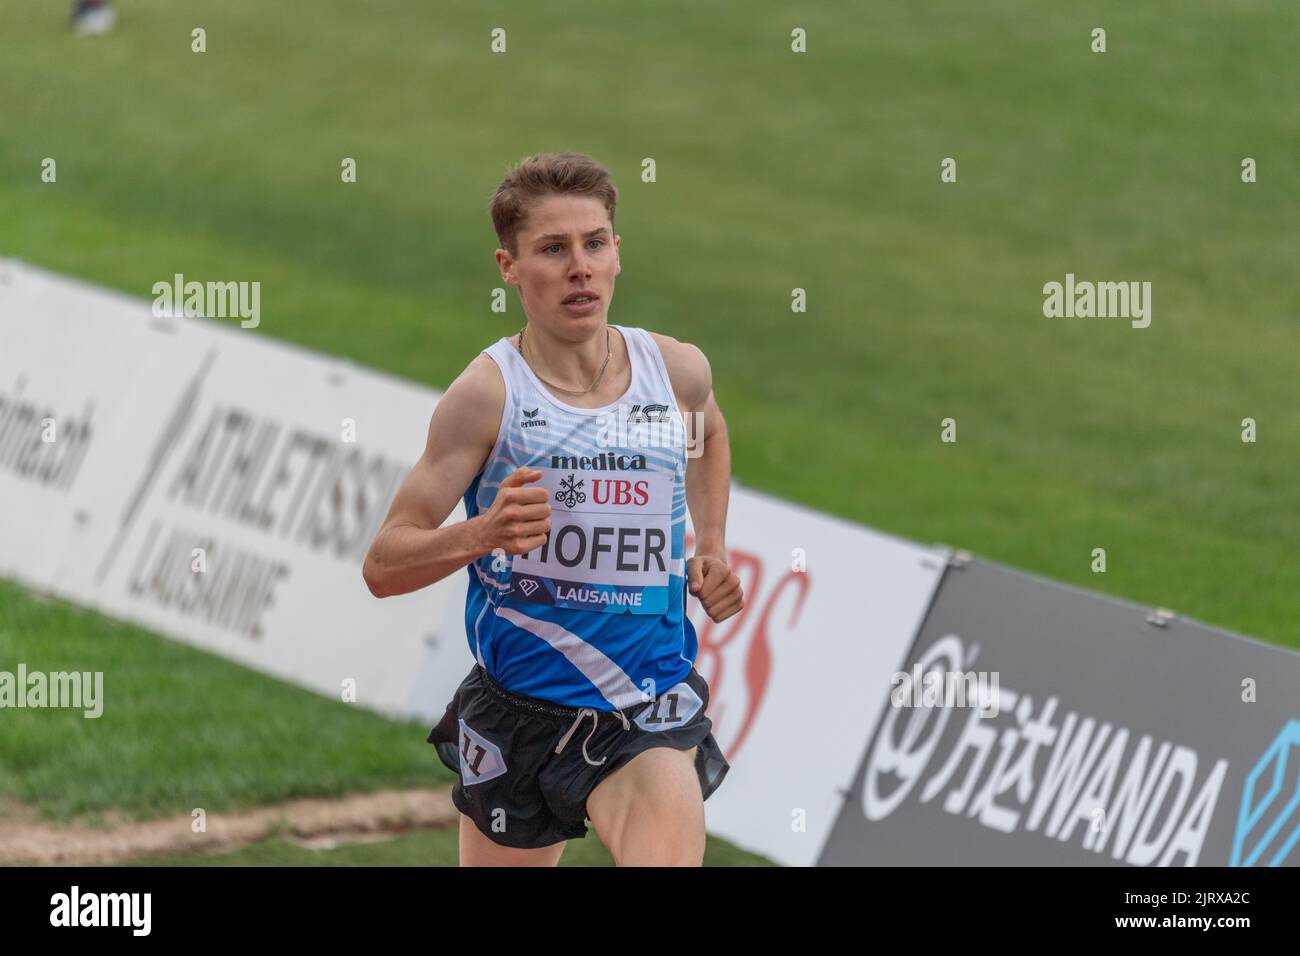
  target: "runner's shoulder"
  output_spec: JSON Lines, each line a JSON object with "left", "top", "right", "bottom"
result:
{"left": 429, "top": 352, "right": 505, "bottom": 448}
{"left": 646, "top": 331, "right": 711, "bottom": 409}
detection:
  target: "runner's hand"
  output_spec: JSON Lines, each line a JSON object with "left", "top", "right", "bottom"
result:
{"left": 476, "top": 467, "right": 551, "bottom": 556}
{"left": 687, "top": 554, "right": 744, "bottom": 623}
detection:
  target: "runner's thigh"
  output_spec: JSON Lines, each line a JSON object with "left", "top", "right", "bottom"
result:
{"left": 586, "top": 745, "right": 702, "bottom": 864}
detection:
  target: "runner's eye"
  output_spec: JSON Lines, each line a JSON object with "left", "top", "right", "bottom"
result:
{"left": 542, "top": 241, "right": 603, "bottom": 253}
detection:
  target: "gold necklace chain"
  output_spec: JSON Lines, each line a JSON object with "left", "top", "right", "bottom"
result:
{"left": 517, "top": 325, "right": 612, "bottom": 396}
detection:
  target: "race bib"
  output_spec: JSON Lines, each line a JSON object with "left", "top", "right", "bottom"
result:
{"left": 509, "top": 466, "right": 672, "bottom": 615}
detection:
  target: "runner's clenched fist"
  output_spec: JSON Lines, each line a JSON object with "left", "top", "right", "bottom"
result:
{"left": 687, "top": 554, "right": 744, "bottom": 623}
{"left": 474, "top": 467, "right": 551, "bottom": 556}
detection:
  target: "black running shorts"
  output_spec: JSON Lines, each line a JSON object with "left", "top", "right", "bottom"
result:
{"left": 426, "top": 663, "right": 730, "bottom": 850}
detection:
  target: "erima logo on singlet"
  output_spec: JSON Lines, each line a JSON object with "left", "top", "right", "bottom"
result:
{"left": 520, "top": 407, "right": 547, "bottom": 428}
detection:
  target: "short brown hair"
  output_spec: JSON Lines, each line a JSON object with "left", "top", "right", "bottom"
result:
{"left": 489, "top": 152, "right": 619, "bottom": 258}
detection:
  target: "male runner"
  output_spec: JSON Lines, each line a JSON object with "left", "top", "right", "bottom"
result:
{"left": 363, "top": 152, "right": 742, "bottom": 866}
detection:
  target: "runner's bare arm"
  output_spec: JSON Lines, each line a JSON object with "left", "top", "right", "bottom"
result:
{"left": 651, "top": 332, "right": 743, "bottom": 623}
{"left": 362, "top": 355, "right": 551, "bottom": 598}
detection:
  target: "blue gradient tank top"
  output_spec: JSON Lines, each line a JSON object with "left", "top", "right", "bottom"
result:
{"left": 461, "top": 325, "right": 696, "bottom": 710}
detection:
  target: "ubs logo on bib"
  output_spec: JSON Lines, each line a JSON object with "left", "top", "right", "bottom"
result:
{"left": 583, "top": 477, "right": 650, "bottom": 508}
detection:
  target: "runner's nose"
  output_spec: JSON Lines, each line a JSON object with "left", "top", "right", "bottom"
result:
{"left": 568, "top": 248, "right": 594, "bottom": 280}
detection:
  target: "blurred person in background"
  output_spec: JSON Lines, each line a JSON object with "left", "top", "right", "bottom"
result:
{"left": 71, "top": 0, "right": 115, "bottom": 36}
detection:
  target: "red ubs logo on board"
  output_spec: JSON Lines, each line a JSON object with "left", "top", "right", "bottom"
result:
{"left": 686, "top": 532, "right": 811, "bottom": 763}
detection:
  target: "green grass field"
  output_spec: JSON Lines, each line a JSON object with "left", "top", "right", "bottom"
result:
{"left": 0, "top": 579, "right": 451, "bottom": 824}
{"left": 1, "top": 0, "right": 1296, "bottom": 863}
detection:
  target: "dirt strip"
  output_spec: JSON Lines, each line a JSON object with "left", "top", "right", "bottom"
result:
{"left": 0, "top": 787, "right": 458, "bottom": 866}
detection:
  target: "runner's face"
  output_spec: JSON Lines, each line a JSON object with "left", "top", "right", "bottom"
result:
{"left": 502, "top": 195, "right": 621, "bottom": 339}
